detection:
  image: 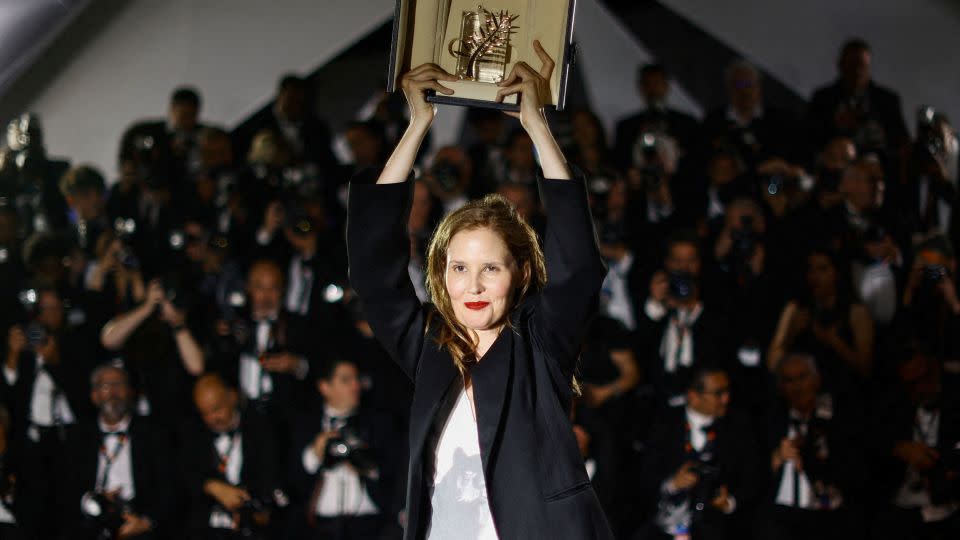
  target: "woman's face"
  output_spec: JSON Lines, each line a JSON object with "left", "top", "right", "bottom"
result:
{"left": 807, "top": 254, "right": 837, "bottom": 299}
{"left": 445, "top": 227, "right": 519, "bottom": 333}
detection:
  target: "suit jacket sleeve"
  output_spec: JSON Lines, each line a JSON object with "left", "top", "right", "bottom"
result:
{"left": 533, "top": 171, "right": 608, "bottom": 379}
{"left": 346, "top": 170, "right": 426, "bottom": 383}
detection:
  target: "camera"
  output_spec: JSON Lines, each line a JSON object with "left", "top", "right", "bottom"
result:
{"left": 235, "top": 489, "right": 288, "bottom": 538}
{"left": 160, "top": 275, "right": 193, "bottom": 312}
{"left": 430, "top": 158, "right": 462, "bottom": 194}
{"left": 325, "top": 425, "right": 376, "bottom": 473}
{"left": 687, "top": 460, "right": 722, "bottom": 514}
{"left": 729, "top": 215, "right": 758, "bottom": 273}
{"left": 922, "top": 264, "right": 948, "bottom": 285}
{"left": 634, "top": 133, "right": 664, "bottom": 190}
{"left": 16, "top": 288, "right": 49, "bottom": 349}
{"left": 80, "top": 491, "right": 130, "bottom": 539}
{"left": 916, "top": 105, "right": 947, "bottom": 163}
{"left": 112, "top": 218, "right": 140, "bottom": 269}
{"left": 668, "top": 271, "right": 696, "bottom": 301}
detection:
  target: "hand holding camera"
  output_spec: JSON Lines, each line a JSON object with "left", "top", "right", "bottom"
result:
{"left": 772, "top": 436, "right": 804, "bottom": 472}
{"left": 311, "top": 430, "right": 341, "bottom": 463}
{"left": 669, "top": 461, "right": 700, "bottom": 491}
{"left": 204, "top": 479, "right": 251, "bottom": 512}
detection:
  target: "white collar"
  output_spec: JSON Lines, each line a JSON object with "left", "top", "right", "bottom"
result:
{"left": 98, "top": 414, "right": 132, "bottom": 434}
{"left": 726, "top": 104, "right": 764, "bottom": 127}
{"left": 685, "top": 406, "right": 715, "bottom": 429}
{"left": 324, "top": 404, "right": 355, "bottom": 419}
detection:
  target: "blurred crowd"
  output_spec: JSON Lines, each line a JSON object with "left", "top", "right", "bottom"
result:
{"left": 0, "top": 38, "right": 958, "bottom": 540}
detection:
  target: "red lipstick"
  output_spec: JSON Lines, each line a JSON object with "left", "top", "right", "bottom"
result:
{"left": 465, "top": 301, "right": 489, "bottom": 310}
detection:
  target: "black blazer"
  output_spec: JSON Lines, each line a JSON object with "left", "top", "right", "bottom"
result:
{"left": 288, "top": 404, "right": 400, "bottom": 515}
{"left": 178, "top": 409, "right": 281, "bottom": 533}
{"left": 640, "top": 407, "right": 760, "bottom": 538}
{"left": 61, "top": 417, "right": 173, "bottom": 533}
{"left": 347, "top": 169, "right": 614, "bottom": 539}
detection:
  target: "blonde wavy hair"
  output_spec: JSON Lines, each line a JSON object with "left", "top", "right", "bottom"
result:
{"left": 425, "top": 194, "right": 546, "bottom": 376}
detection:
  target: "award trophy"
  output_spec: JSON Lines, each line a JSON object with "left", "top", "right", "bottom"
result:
{"left": 448, "top": 6, "right": 518, "bottom": 84}
{"left": 388, "top": 0, "right": 577, "bottom": 111}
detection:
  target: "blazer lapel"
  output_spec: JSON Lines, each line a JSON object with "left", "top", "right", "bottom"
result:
{"left": 471, "top": 327, "right": 513, "bottom": 478}
{"left": 409, "top": 338, "right": 458, "bottom": 460}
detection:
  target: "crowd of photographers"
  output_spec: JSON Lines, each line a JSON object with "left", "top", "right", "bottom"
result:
{"left": 0, "top": 37, "right": 958, "bottom": 540}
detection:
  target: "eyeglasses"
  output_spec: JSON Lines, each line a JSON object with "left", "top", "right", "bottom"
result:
{"left": 93, "top": 381, "right": 128, "bottom": 391}
{"left": 698, "top": 387, "right": 730, "bottom": 397}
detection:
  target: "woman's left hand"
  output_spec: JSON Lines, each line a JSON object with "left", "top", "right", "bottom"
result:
{"left": 496, "top": 40, "right": 554, "bottom": 130}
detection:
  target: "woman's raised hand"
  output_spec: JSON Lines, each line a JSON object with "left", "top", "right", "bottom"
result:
{"left": 400, "top": 63, "right": 457, "bottom": 125}
{"left": 495, "top": 40, "right": 555, "bottom": 129}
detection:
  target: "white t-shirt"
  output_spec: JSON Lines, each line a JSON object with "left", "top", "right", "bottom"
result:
{"left": 426, "top": 386, "right": 498, "bottom": 540}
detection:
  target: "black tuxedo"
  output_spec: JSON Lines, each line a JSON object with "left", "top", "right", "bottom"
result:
{"left": 60, "top": 417, "right": 172, "bottom": 539}
{"left": 3, "top": 343, "right": 95, "bottom": 538}
{"left": 638, "top": 407, "right": 760, "bottom": 540}
{"left": 759, "top": 396, "right": 866, "bottom": 540}
{"left": 347, "top": 169, "right": 614, "bottom": 539}
{"left": 700, "top": 106, "right": 799, "bottom": 166}
{"left": 119, "top": 120, "right": 207, "bottom": 191}
{"left": 636, "top": 302, "right": 733, "bottom": 407}
{"left": 211, "top": 311, "right": 316, "bottom": 401}
{"left": 288, "top": 402, "right": 401, "bottom": 536}
{"left": 808, "top": 80, "right": 909, "bottom": 156}
{"left": 178, "top": 409, "right": 282, "bottom": 537}
{"left": 234, "top": 110, "right": 337, "bottom": 175}
{"left": 614, "top": 107, "right": 700, "bottom": 171}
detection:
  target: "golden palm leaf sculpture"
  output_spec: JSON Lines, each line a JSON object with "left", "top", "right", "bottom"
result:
{"left": 448, "top": 5, "right": 519, "bottom": 83}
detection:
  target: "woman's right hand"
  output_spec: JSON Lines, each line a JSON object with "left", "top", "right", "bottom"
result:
{"left": 400, "top": 64, "right": 457, "bottom": 125}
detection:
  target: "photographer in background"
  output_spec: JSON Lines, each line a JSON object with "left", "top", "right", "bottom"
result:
{"left": 291, "top": 358, "right": 397, "bottom": 540}
{"left": 701, "top": 60, "right": 797, "bottom": 171}
{"left": 871, "top": 345, "right": 960, "bottom": 540}
{"left": 768, "top": 248, "right": 874, "bottom": 399}
{"left": 896, "top": 235, "right": 960, "bottom": 373}
{"left": 99, "top": 278, "right": 204, "bottom": 428}
{"left": 60, "top": 165, "right": 109, "bottom": 260}
{"left": 0, "top": 113, "right": 70, "bottom": 236}
{"left": 761, "top": 353, "right": 866, "bottom": 540}
{"left": 637, "top": 367, "right": 758, "bottom": 540}
{"left": 808, "top": 39, "right": 908, "bottom": 160}
{"left": 614, "top": 63, "right": 699, "bottom": 172}
{"left": 85, "top": 229, "right": 147, "bottom": 318}
{"left": 210, "top": 260, "right": 315, "bottom": 452}
{"left": 638, "top": 232, "right": 732, "bottom": 408}
{"left": 422, "top": 146, "right": 472, "bottom": 215}
{"left": 119, "top": 87, "right": 207, "bottom": 194}
{"left": 3, "top": 287, "right": 96, "bottom": 538}
{"left": 62, "top": 365, "right": 170, "bottom": 540}
{"left": 180, "top": 374, "right": 284, "bottom": 540}
{"left": 900, "top": 109, "right": 960, "bottom": 253}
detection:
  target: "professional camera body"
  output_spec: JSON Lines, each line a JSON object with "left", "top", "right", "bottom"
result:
{"left": 633, "top": 132, "right": 665, "bottom": 191}
{"left": 324, "top": 424, "right": 376, "bottom": 474}
{"left": 17, "top": 288, "right": 49, "bottom": 350}
{"left": 233, "top": 488, "right": 289, "bottom": 539}
{"left": 80, "top": 491, "right": 131, "bottom": 540}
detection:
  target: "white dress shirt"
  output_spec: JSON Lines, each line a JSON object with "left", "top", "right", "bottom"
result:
{"left": 3, "top": 355, "right": 75, "bottom": 428}
{"left": 209, "top": 427, "right": 244, "bottom": 529}
{"left": 301, "top": 406, "right": 379, "bottom": 517}
{"left": 239, "top": 321, "right": 274, "bottom": 400}
{"left": 96, "top": 415, "right": 135, "bottom": 501}
{"left": 600, "top": 251, "right": 637, "bottom": 331}
{"left": 286, "top": 255, "right": 315, "bottom": 315}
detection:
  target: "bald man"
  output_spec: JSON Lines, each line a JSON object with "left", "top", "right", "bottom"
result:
{"left": 210, "top": 260, "right": 319, "bottom": 455}
{"left": 179, "top": 374, "right": 283, "bottom": 540}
